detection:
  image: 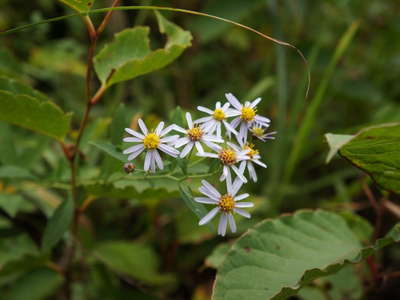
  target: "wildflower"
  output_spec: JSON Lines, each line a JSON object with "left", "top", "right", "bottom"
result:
{"left": 172, "top": 112, "right": 224, "bottom": 158}
{"left": 195, "top": 179, "right": 253, "bottom": 236}
{"left": 225, "top": 93, "right": 271, "bottom": 143}
{"left": 250, "top": 124, "right": 277, "bottom": 142}
{"left": 195, "top": 101, "right": 238, "bottom": 137}
{"left": 123, "top": 119, "right": 180, "bottom": 172}
{"left": 230, "top": 143, "right": 267, "bottom": 182}
{"left": 197, "top": 142, "right": 249, "bottom": 183}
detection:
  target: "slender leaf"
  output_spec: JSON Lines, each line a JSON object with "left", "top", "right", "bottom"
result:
{"left": 41, "top": 197, "right": 74, "bottom": 252}
{"left": 339, "top": 123, "right": 400, "bottom": 194}
{"left": 90, "top": 141, "right": 126, "bottom": 162}
{"left": 58, "top": 0, "right": 94, "bottom": 12}
{"left": 0, "top": 90, "right": 71, "bottom": 141}
{"left": 212, "top": 210, "right": 400, "bottom": 300}
{"left": 94, "top": 11, "right": 192, "bottom": 87}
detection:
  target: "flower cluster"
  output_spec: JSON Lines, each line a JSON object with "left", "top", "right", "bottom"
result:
{"left": 123, "top": 93, "right": 275, "bottom": 236}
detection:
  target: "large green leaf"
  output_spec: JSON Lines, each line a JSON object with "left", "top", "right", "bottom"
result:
{"left": 339, "top": 123, "right": 400, "bottom": 195}
{"left": 41, "top": 197, "right": 74, "bottom": 252}
{"left": 212, "top": 210, "right": 400, "bottom": 300}
{"left": 0, "top": 165, "right": 35, "bottom": 180}
{"left": 324, "top": 133, "right": 354, "bottom": 163}
{"left": 0, "top": 234, "right": 38, "bottom": 266}
{"left": 0, "top": 77, "right": 50, "bottom": 102}
{"left": 94, "top": 12, "right": 192, "bottom": 87}
{"left": 2, "top": 268, "right": 63, "bottom": 300}
{"left": 58, "top": 0, "right": 94, "bottom": 12}
{"left": 0, "top": 90, "right": 71, "bottom": 141}
{"left": 93, "top": 241, "right": 175, "bottom": 286}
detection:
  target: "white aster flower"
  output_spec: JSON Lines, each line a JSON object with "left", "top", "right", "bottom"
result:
{"left": 195, "top": 179, "right": 253, "bottom": 236}
{"left": 172, "top": 112, "right": 224, "bottom": 158}
{"left": 123, "top": 119, "right": 180, "bottom": 172}
{"left": 250, "top": 124, "right": 277, "bottom": 142}
{"left": 197, "top": 142, "right": 249, "bottom": 183}
{"left": 230, "top": 143, "right": 267, "bottom": 182}
{"left": 225, "top": 93, "right": 271, "bottom": 144}
{"left": 194, "top": 101, "right": 238, "bottom": 137}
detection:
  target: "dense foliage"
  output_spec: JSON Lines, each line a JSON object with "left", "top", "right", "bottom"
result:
{"left": 0, "top": 1, "right": 399, "bottom": 299}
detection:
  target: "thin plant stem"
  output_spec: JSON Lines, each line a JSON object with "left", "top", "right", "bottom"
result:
{"left": 97, "top": 0, "right": 121, "bottom": 35}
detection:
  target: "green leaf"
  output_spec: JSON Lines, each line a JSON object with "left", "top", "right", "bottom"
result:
{"left": 324, "top": 133, "right": 354, "bottom": 163}
{"left": 0, "top": 76, "right": 50, "bottom": 102}
{"left": 339, "top": 123, "right": 400, "bottom": 195}
{"left": 0, "top": 234, "right": 38, "bottom": 266}
{"left": 205, "top": 243, "right": 231, "bottom": 269}
{"left": 0, "top": 90, "right": 71, "bottom": 141}
{"left": 179, "top": 182, "right": 208, "bottom": 221}
{"left": 0, "top": 165, "right": 35, "bottom": 180}
{"left": 41, "top": 197, "right": 74, "bottom": 252}
{"left": 0, "top": 194, "right": 24, "bottom": 217}
{"left": 3, "top": 268, "right": 63, "bottom": 300}
{"left": 94, "top": 12, "right": 192, "bottom": 87}
{"left": 93, "top": 241, "right": 175, "bottom": 286}
{"left": 212, "top": 210, "right": 400, "bottom": 300}
{"left": 90, "top": 141, "right": 126, "bottom": 163}
{"left": 58, "top": 0, "right": 94, "bottom": 12}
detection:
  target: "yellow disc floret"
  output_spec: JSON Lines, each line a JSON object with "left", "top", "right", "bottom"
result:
{"left": 218, "top": 194, "right": 235, "bottom": 212}
{"left": 244, "top": 143, "right": 259, "bottom": 159}
{"left": 143, "top": 133, "right": 160, "bottom": 149}
{"left": 250, "top": 126, "right": 265, "bottom": 137}
{"left": 213, "top": 108, "right": 226, "bottom": 121}
{"left": 187, "top": 126, "right": 203, "bottom": 141}
{"left": 241, "top": 107, "right": 256, "bottom": 122}
{"left": 218, "top": 148, "right": 237, "bottom": 165}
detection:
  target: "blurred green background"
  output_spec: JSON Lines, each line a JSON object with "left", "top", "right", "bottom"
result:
{"left": 0, "top": 0, "right": 399, "bottom": 299}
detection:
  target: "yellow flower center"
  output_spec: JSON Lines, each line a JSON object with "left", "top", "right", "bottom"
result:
{"left": 213, "top": 108, "right": 226, "bottom": 121}
{"left": 250, "top": 126, "right": 265, "bottom": 137}
{"left": 143, "top": 133, "right": 160, "bottom": 149}
{"left": 218, "top": 194, "right": 235, "bottom": 212}
{"left": 244, "top": 143, "right": 259, "bottom": 159}
{"left": 218, "top": 148, "right": 237, "bottom": 165}
{"left": 241, "top": 107, "right": 256, "bottom": 122}
{"left": 187, "top": 126, "right": 203, "bottom": 141}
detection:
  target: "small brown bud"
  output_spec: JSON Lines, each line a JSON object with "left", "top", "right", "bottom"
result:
{"left": 124, "top": 163, "right": 135, "bottom": 174}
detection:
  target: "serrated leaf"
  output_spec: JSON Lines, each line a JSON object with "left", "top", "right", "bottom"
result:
{"left": 325, "top": 133, "right": 354, "bottom": 163}
{"left": 58, "top": 0, "right": 94, "bottom": 12}
{"left": 339, "top": 123, "right": 400, "bottom": 194}
{"left": 93, "top": 241, "right": 175, "bottom": 286}
{"left": 212, "top": 210, "right": 400, "bottom": 300}
{"left": 0, "top": 90, "right": 71, "bottom": 141}
{"left": 0, "top": 76, "right": 50, "bottom": 102}
{"left": 3, "top": 268, "right": 63, "bottom": 300}
{"left": 41, "top": 197, "right": 74, "bottom": 252}
{"left": 94, "top": 12, "right": 192, "bottom": 87}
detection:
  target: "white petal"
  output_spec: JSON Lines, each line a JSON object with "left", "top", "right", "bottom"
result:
{"left": 222, "top": 102, "right": 230, "bottom": 110}
{"left": 155, "top": 121, "right": 165, "bottom": 135}
{"left": 234, "top": 208, "right": 251, "bottom": 218}
{"left": 138, "top": 119, "right": 148, "bottom": 135}
{"left": 123, "top": 144, "right": 144, "bottom": 154}
{"left": 175, "top": 137, "right": 190, "bottom": 148}
{"left": 216, "top": 101, "right": 221, "bottom": 109}
{"left": 231, "top": 177, "right": 244, "bottom": 196}
{"left": 223, "top": 120, "right": 238, "bottom": 135}
{"left": 194, "top": 116, "right": 213, "bottom": 124}
{"left": 230, "top": 117, "right": 241, "bottom": 130}
{"left": 199, "top": 187, "right": 220, "bottom": 201}
{"left": 250, "top": 97, "right": 262, "bottom": 108}
{"left": 197, "top": 152, "right": 219, "bottom": 158}
{"left": 194, "top": 197, "right": 218, "bottom": 204}
{"left": 195, "top": 141, "right": 204, "bottom": 154}
{"left": 216, "top": 122, "right": 221, "bottom": 137}
{"left": 202, "top": 135, "right": 224, "bottom": 143}
{"left": 144, "top": 151, "right": 152, "bottom": 171}
{"left": 231, "top": 165, "right": 247, "bottom": 183}
{"left": 180, "top": 142, "right": 194, "bottom": 158}
{"left": 203, "top": 141, "right": 222, "bottom": 152}
{"left": 123, "top": 137, "right": 142, "bottom": 143}
{"left": 255, "top": 115, "right": 271, "bottom": 124}
{"left": 227, "top": 142, "right": 241, "bottom": 151}
{"left": 158, "top": 144, "right": 179, "bottom": 157}
{"left": 127, "top": 147, "right": 144, "bottom": 161}
{"left": 248, "top": 161, "right": 258, "bottom": 182}
{"left": 235, "top": 202, "right": 254, "bottom": 208}
{"left": 150, "top": 154, "right": 156, "bottom": 172}
{"left": 199, "top": 207, "right": 220, "bottom": 225}
{"left": 185, "top": 112, "right": 193, "bottom": 128}
{"left": 225, "top": 93, "right": 242, "bottom": 110}
{"left": 160, "top": 135, "right": 179, "bottom": 143}
{"left": 169, "top": 124, "right": 187, "bottom": 134}
{"left": 153, "top": 149, "right": 164, "bottom": 170}
{"left": 161, "top": 124, "right": 177, "bottom": 136}
{"left": 125, "top": 128, "right": 144, "bottom": 139}
{"left": 218, "top": 214, "right": 228, "bottom": 236}
{"left": 201, "top": 180, "right": 221, "bottom": 198}
{"left": 252, "top": 159, "right": 267, "bottom": 168}
{"left": 197, "top": 106, "right": 214, "bottom": 115}
{"left": 234, "top": 193, "right": 249, "bottom": 201}
{"left": 228, "top": 213, "right": 236, "bottom": 233}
